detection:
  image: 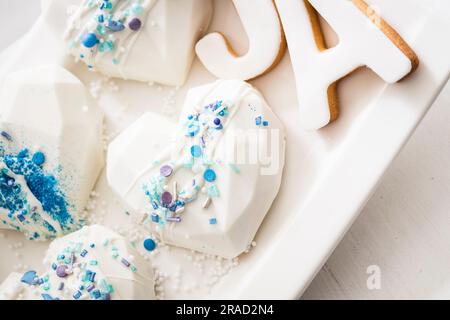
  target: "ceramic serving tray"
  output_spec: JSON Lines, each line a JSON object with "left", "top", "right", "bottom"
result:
{"left": 0, "top": 0, "right": 449, "bottom": 299}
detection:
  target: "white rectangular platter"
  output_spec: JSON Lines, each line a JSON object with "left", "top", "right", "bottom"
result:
{"left": 0, "top": 0, "right": 449, "bottom": 299}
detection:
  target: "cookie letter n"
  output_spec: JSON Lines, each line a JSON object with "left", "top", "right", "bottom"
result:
{"left": 275, "top": 0, "right": 419, "bottom": 130}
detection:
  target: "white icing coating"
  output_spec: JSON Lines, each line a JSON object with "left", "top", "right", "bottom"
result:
{"left": 65, "top": 0, "right": 157, "bottom": 74}
{"left": 196, "top": 0, "right": 285, "bottom": 80}
{"left": 0, "top": 225, "right": 156, "bottom": 300}
{"left": 107, "top": 80, "right": 286, "bottom": 258}
{"left": 0, "top": 65, "right": 104, "bottom": 240}
{"left": 58, "top": 0, "right": 213, "bottom": 85}
{"left": 275, "top": 0, "right": 415, "bottom": 130}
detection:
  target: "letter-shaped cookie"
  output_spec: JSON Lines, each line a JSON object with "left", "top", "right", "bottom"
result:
{"left": 275, "top": 0, "right": 419, "bottom": 130}
{"left": 196, "top": 0, "right": 286, "bottom": 80}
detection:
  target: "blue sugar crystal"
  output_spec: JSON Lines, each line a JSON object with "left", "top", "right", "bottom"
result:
{"left": 151, "top": 213, "right": 159, "bottom": 223}
{"left": 42, "top": 293, "right": 56, "bottom": 300}
{"left": 106, "top": 20, "right": 125, "bottom": 32}
{"left": 1, "top": 131, "right": 12, "bottom": 141}
{"left": 3, "top": 149, "right": 71, "bottom": 230}
{"left": 143, "top": 238, "right": 156, "bottom": 252}
{"left": 21, "top": 270, "right": 38, "bottom": 285}
{"left": 73, "top": 291, "right": 82, "bottom": 300}
{"left": 0, "top": 147, "right": 73, "bottom": 239}
{"left": 32, "top": 152, "right": 45, "bottom": 166}
{"left": 91, "top": 290, "right": 101, "bottom": 299}
{"left": 86, "top": 270, "right": 96, "bottom": 282}
{"left": 81, "top": 33, "right": 98, "bottom": 48}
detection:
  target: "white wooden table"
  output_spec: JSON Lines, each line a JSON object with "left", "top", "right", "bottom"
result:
{"left": 2, "top": 0, "right": 449, "bottom": 300}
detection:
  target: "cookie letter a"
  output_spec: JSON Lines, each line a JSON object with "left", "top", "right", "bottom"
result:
{"left": 196, "top": 0, "right": 286, "bottom": 80}
{"left": 275, "top": 0, "right": 419, "bottom": 130}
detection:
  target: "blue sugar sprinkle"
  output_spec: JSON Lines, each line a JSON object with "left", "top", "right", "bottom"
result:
{"left": 43, "top": 220, "right": 57, "bottom": 234}
{"left": 203, "top": 169, "right": 217, "bottom": 183}
{"left": 17, "top": 149, "right": 28, "bottom": 158}
{"left": 168, "top": 203, "right": 177, "bottom": 212}
{"left": 121, "top": 258, "right": 131, "bottom": 267}
{"left": 176, "top": 200, "right": 185, "bottom": 207}
{"left": 151, "top": 213, "right": 159, "bottom": 223}
{"left": 0, "top": 170, "right": 27, "bottom": 220}
{"left": 1, "top": 131, "right": 12, "bottom": 141}
{"left": 86, "top": 270, "right": 96, "bottom": 282}
{"left": 106, "top": 20, "right": 125, "bottom": 32}
{"left": 143, "top": 238, "right": 156, "bottom": 252}
{"left": 73, "top": 291, "right": 82, "bottom": 300}
{"left": 42, "top": 294, "right": 56, "bottom": 300}
{"left": 21, "top": 270, "right": 38, "bottom": 285}
{"left": 81, "top": 33, "right": 98, "bottom": 48}
{"left": 187, "top": 123, "right": 200, "bottom": 137}
{"left": 32, "top": 152, "right": 45, "bottom": 166}
{"left": 209, "top": 217, "right": 217, "bottom": 225}
{"left": 2, "top": 149, "right": 72, "bottom": 231}
{"left": 190, "top": 145, "right": 202, "bottom": 158}
{"left": 91, "top": 290, "right": 101, "bottom": 299}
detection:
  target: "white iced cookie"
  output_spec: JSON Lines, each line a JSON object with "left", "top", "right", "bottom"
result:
{"left": 0, "top": 225, "right": 155, "bottom": 300}
{"left": 61, "top": 0, "right": 213, "bottom": 85}
{"left": 275, "top": 0, "right": 419, "bottom": 130}
{"left": 0, "top": 65, "right": 104, "bottom": 240}
{"left": 195, "top": 0, "right": 286, "bottom": 80}
{"left": 107, "top": 80, "right": 286, "bottom": 258}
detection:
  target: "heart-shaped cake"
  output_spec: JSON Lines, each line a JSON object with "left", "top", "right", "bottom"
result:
{"left": 0, "top": 65, "right": 104, "bottom": 240}
{"left": 107, "top": 79, "right": 286, "bottom": 258}
{"left": 0, "top": 225, "right": 155, "bottom": 300}
{"left": 39, "top": 0, "right": 213, "bottom": 85}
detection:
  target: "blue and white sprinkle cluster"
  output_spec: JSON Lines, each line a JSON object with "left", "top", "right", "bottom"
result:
{"left": 20, "top": 237, "right": 137, "bottom": 300}
{"left": 0, "top": 133, "right": 76, "bottom": 240}
{"left": 143, "top": 101, "right": 233, "bottom": 229}
{"left": 69, "top": 0, "right": 149, "bottom": 69}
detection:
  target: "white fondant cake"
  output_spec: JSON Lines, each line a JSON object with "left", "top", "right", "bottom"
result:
{"left": 0, "top": 225, "right": 155, "bottom": 300}
{"left": 53, "top": 0, "right": 213, "bottom": 85}
{"left": 107, "top": 80, "right": 286, "bottom": 258}
{"left": 0, "top": 65, "right": 104, "bottom": 240}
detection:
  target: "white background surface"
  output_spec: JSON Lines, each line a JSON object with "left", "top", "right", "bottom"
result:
{"left": 1, "top": 0, "right": 450, "bottom": 300}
